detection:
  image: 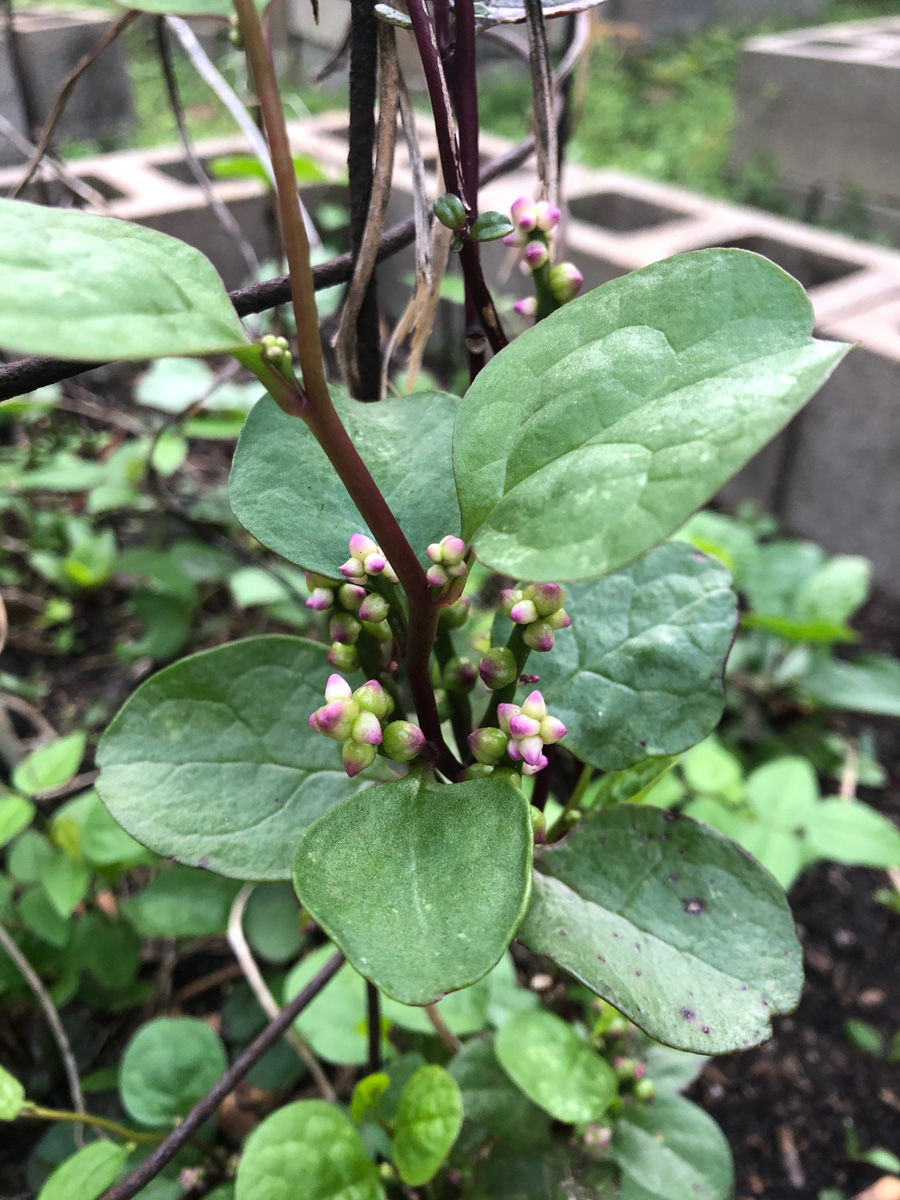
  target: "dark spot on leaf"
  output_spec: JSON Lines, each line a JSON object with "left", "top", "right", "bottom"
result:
{"left": 681, "top": 897, "right": 706, "bottom": 916}
{"left": 635, "top": 970, "right": 642, "bottom": 977}
{"left": 668, "top": 873, "right": 679, "bottom": 883}
{"left": 741, "top": 984, "right": 749, "bottom": 991}
{"left": 558, "top": 929, "right": 566, "bottom": 937}
{"left": 762, "top": 999, "right": 769, "bottom": 1008}
{"left": 635, "top": 942, "right": 641, "bottom": 951}
{"left": 678, "top": 848, "right": 687, "bottom": 856}
{"left": 659, "top": 833, "right": 669, "bottom": 841}
{"left": 701, "top": 1025, "right": 711, "bottom": 1035}
{"left": 597, "top": 955, "right": 606, "bottom": 963}
{"left": 639, "top": 740, "right": 647, "bottom": 748}
{"left": 663, "top": 810, "right": 679, "bottom": 823}
{"left": 692, "top": 551, "right": 706, "bottom": 563}
{"left": 681, "top": 1007, "right": 696, "bottom": 1022}
{"left": 612, "top": 931, "right": 620, "bottom": 939}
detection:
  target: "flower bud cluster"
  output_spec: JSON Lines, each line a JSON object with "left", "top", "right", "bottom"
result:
{"left": 500, "top": 582, "right": 571, "bottom": 652}
{"left": 304, "top": 534, "right": 399, "bottom": 669}
{"left": 425, "top": 535, "right": 468, "bottom": 589}
{"left": 503, "top": 197, "right": 584, "bottom": 319}
{"left": 309, "top": 674, "right": 425, "bottom": 777}
{"left": 497, "top": 690, "right": 566, "bottom": 775}
{"left": 261, "top": 334, "right": 291, "bottom": 366}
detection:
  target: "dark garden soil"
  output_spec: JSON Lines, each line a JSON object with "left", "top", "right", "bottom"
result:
{"left": 690, "top": 597, "right": 900, "bottom": 1200}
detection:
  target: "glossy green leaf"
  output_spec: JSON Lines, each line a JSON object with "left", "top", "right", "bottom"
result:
{"left": 11, "top": 732, "right": 86, "bottom": 798}
{"left": 283, "top": 944, "right": 387, "bottom": 1067}
{"left": 806, "top": 799, "right": 900, "bottom": 867}
{"left": 37, "top": 1141, "right": 132, "bottom": 1200}
{"left": 235, "top": 1100, "right": 384, "bottom": 1200}
{"left": 0, "top": 1064, "right": 26, "bottom": 1119}
{"left": 122, "top": 867, "right": 242, "bottom": 937}
{"left": 292, "top": 771, "right": 532, "bottom": 1005}
{"left": 351, "top": 1073, "right": 390, "bottom": 1123}
{"left": 0, "top": 200, "right": 249, "bottom": 361}
{"left": 495, "top": 1009, "right": 616, "bottom": 1124}
{"left": 453, "top": 248, "right": 848, "bottom": 581}
{"left": 469, "top": 211, "right": 515, "bottom": 242}
{"left": 119, "top": 1017, "right": 227, "bottom": 1126}
{"left": 537, "top": 543, "right": 736, "bottom": 770}
{"left": 229, "top": 392, "right": 461, "bottom": 576}
{"left": 243, "top": 883, "right": 304, "bottom": 964}
{"left": 0, "top": 795, "right": 35, "bottom": 847}
{"left": 449, "top": 1039, "right": 550, "bottom": 1149}
{"left": 518, "top": 804, "right": 803, "bottom": 1052}
{"left": 613, "top": 1094, "right": 733, "bottom": 1200}
{"left": 97, "top": 637, "right": 369, "bottom": 880}
{"left": 802, "top": 653, "right": 900, "bottom": 717}
{"left": 392, "top": 1065, "right": 463, "bottom": 1186}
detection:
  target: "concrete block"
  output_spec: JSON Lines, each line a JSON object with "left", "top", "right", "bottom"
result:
{"left": 732, "top": 19, "right": 900, "bottom": 223}
{"left": 605, "top": 0, "right": 824, "bottom": 43}
{"left": 0, "top": 8, "right": 134, "bottom": 167}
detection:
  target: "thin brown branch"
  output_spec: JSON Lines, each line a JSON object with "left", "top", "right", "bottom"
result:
{"left": 10, "top": 11, "right": 138, "bottom": 199}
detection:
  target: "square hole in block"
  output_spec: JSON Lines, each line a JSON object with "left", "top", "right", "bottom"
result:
{"left": 715, "top": 236, "right": 861, "bottom": 290}
{"left": 568, "top": 191, "right": 688, "bottom": 233}
{"left": 78, "top": 174, "right": 126, "bottom": 201}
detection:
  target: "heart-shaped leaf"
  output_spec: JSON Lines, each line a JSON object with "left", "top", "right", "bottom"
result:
{"left": 229, "top": 391, "right": 461, "bottom": 576}
{"left": 119, "top": 1017, "right": 227, "bottom": 1126}
{"left": 96, "top": 637, "right": 368, "bottom": 880}
{"left": 235, "top": 1100, "right": 384, "bottom": 1200}
{"left": 453, "top": 248, "right": 849, "bottom": 581}
{"left": 611, "top": 1094, "right": 734, "bottom": 1200}
{"left": 392, "top": 1065, "right": 464, "bottom": 1186}
{"left": 518, "top": 804, "right": 802, "bottom": 1052}
{"left": 495, "top": 1009, "right": 617, "bottom": 1124}
{"left": 292, "top": 771, "right": 532, "bottom": 1005}
{"left": 537, "top": 542, "right": 736, "bottom": 770}
{"left": 0, "top": 199, "right": 248, "bottom": 361}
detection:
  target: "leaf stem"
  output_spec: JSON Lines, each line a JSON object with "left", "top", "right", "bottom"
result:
{"left": 546, "top": 761, "right": 594, "bottom": 842}
{"left": 366, "top": 981, "right": 382, "bottom": 1074}
{"left": 100, "top": 950, "right": 345, "bottom": 1200}
{"left": 232, "top": 0, "right": 450, "bottom": 768}
{"left": 21, "top": 1105, "right": 160, "bottom": 1145}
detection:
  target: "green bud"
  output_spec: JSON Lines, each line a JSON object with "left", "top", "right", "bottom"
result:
{"left": 470, "top": 211, "right": 516, "bottom": 242}
{"left": 633, "top": 1078, "right": 656, "bottom": 1102}
{"left": 460, "top": 763, "right": 494, "bottom": 781}
{"left": 439, "top": 597, "right": 470, "bottom": 629}
{"left": 467, "top": 726, "right": 509, "bottom": 765}
{"left": 353, "top": 680, "right": 393, "bottom": 719}
{"left": 449, "top": 234, "right": 465, "bottom": 253}
{"left": 433, "top": 192, "right": 467, "bottom": 231}
{"left": 530, "top": 805, "right": 546, "bottom": 843}
{"left": 443, "top": 656, "right": 477, "bottom": 693}
{"left": 358, "top": 593, "right": 390, "bottom": 624}
{"left": 493, "top": 766, "right": 523, "bottom": 788}
{"left": 327, "top": 641, "right": 359, "bottom": 672}
{"left": 382, "top": 720, "right": 427, "bottom": 763}
{"left": 330, "top": 613, "right": 361, "bottom": 645}
{"left": 362, "top": 619, "right": 393, "bottom": 644}
{"left": 343, "top": 739, "right": 376, "bottom": 778}
{"left": 479, "top": 646, "right": 518, "bottom": 690}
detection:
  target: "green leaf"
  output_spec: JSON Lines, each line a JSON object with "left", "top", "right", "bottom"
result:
{"left": 611, "top": 1094, "right": 734, "bottom": 1200}
{"left": 0, "top": 200, "right": 249, "bottom": 361}
{"left": 36, "top": 1141, "right": 132, "bottom": 1200}
{"left": 392, "top": 1065, "right": 464, "bottom": 1186}
{"left": 794, "top": 556, "right": 870, "bottom": 626}
{"left": 229, "top": 391, "right": 461, "bottom": 576}
{"left": 0, "top": 795, "right": 35, "bottom": 847}
{"left": 453, "top": 249, "right": 848, "bottom": 581}
{"left": 116, "top": 0, "right": 266, "bottom": 15}
{"left": 19, "top": 887, "right": 70, "bottom": 948}
{"left": 807, "top": 799, "right": 900, "bottom": 868}
{"left": 585, "top": 756, "right": 679, "bottom": 810}
{"left": 39, "top": 851, "right": 90, "bottom": 919}
{"left": 283, "top": 944, "right": 385, "bottom": 1067}
{"left": 537, "top": 543, "right": 736, "bottom": 770}
{"left": 243, "top": 883, "right": 304, "bottom": 964}
{"left": 119, "top": 1017, "right": 227, "bottom": 1127}
{"left": 449, "top": 1039, "right": 550, "bottom": 1149}
{"left": 122, "top": 867, "right": 242, "bottom": 937}
{"left": 0, "top": 1064, "right": 26, "bottom": 1119}
{"left": 81, "top": 799, "right": 150, "bottom": 867}
{"left": 844, "top": 1018, "right": 882, "bottom": 1056}
{"left": 96, "top": 636, "right": 370, "bottom": 881}
{"left": 495, "top": 1009, "right": 617, "bottom": 1124}
{"left": 735, "top": 756, "right": 820, "bottom": 889}
{"left": 70, "top": 914, "right": 142, "bottom": 989}
{"left": 517, "top": 804, "right": 803, "bottom": 1052}
{"left": 235, "top": 1100, "right": 384, "bottom": 1200}
{"left": 469, "top": 212, "right": 515, "bottom": 242}
{"left": 11, "top": 732, "right": 86, "bottom": 798}
{"left": 292, "top": 771, "right": 533, "bottom": 1005}
{"left": 802, "top": 653, "right": 900, "bottom": 717}
{"left": 681, "top": 737, "right": 744, "bottom": 804}
{"left": 351, "top": 1073, "right": 390, "bottom": 1123}
{"left": 382, "top": 972, "right": 490, "bottom": 1037}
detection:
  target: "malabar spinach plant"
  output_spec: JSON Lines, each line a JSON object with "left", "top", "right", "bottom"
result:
{"left": 0, "top": 0, "right": 852, "bottom": 1196}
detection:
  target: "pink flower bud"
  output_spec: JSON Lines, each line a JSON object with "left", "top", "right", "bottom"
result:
{"left": 508, "top": 713, "right": 541, "bottom": 739}
{"left": 540, "top": 716, "right": 567, "bottom": 744}
{"left": 507, "top": 740, "right": 522, "bottom": 762}
{"left": 330, "top": 613, "right": 361, "bottom": 645}
{"left": 521, "top": 691, "right": 547, "bottom": 720}
{"left": 340, "top": 558, "right": 367, "bottom": 581}
{"left": 354, "top": 680, "right": 393, "bottom": 718}
{"left": 497, "top": 703, "right": 520, "bottom": 735}
{"left": 314, "top": 699, "right": 356, "bottom": 741}
{"left": 514, "top": 297, "right": 537, "bottom": 318}
{"left": 306, "top": 587, "right": 334, "bottom": 611}
{"left": 546, "top": 608, "right": 571, "bottom": 630}
{"left": 502, "top": 231, "right": 524, "bottom": 247}
{"left": 510, "top": 599, "right": 539, "bottom": 625}
{"left": 351, "top": 710, "right": 383, "bottom": 746}
{"left": 325, "top": 674, "right": 353, "bottom": 702}
{"left": 363, "top": 552, "right": 386, "bottom": 576}
{"left": 427, "top": 564, "right": 449, "bottom": 588}
{"left": 499, "top": 588, "right": 523, "bottom": 618}
{"left": 548, "top": 262, "right": 583, "bottom": 304}
{"left": 524, "top": 582, "right": 565, "bottom": 617}
{"left": 523, "top": 621, "right": 555, "bottom": 652}
{"left": 440, "top": 535, "right": 466, "bottom": 564}
{"left": 426, "top": 542, "right": 443, "bottom": 564}
{"left": 518, "top": 734, "right": 545, "bottom": 767}
{"left": 349, "top": 533, "right": 378, "bottom": 560}
{"left": 343, "top": 739, "right": 376, "bottom": 777}
{"left": 382, "top": 561, "right": 398, "bottom": 584}
{"left": 522, "top": 755, "right": 548, "bottom": 776}
{"left": 358, "top": 593, "right": 389, "bottom": 623}
{"left": 534, "top": 201, "right": 561, "bottom": 232}
{"left": 524, "top": 240, "right": 549, "bottom": 269}
{"left": 511, "top": 197, "right": 537, "bottom": 231}
{"left": 338, "top": 583, "right": 367, "bottom": 611}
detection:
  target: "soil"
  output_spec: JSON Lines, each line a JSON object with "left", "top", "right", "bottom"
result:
{"left": 689, "top": 597, "right": 900, "bottom": 1200}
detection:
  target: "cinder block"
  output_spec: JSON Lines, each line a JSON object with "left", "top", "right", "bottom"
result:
{"left": 605, "top": 0, "right": 824, "bottom": 43}
{"left": 0, "top": 8, "right": 134, "bottom": 167}
{"left": 732, "top": 19, "right": 900, "bottom": 225}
